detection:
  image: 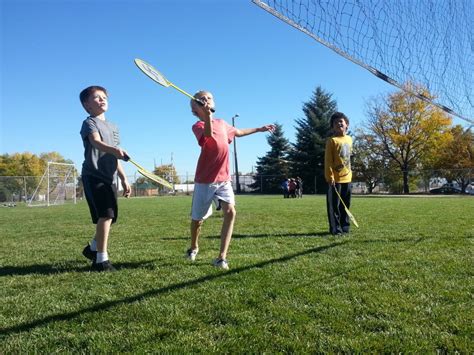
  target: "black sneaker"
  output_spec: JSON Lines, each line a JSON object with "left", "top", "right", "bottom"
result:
{"left": 92, "top": 260, "right": 117, "bottom": 272}
{"left": 82, "top": 244, "right": 97, "bottom": 261}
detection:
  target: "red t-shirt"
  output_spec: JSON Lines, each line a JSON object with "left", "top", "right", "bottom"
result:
{"left": 192, "top": 118, "right": 237, "bottom": 183}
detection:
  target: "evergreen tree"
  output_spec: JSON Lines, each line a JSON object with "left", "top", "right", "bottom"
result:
{"left": 251, "top": 123, "right": 291, "bottom": 193}
{"left": 289, "top": 87, "right": 337, "bottom": 194}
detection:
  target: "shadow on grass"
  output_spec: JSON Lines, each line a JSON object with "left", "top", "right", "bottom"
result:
{"left": 0, "top": 260, "right": 158, "bottom": 277}
{"left": 0, "top": 241, "right": 344, "bottom": 336}
{"left": 161, "top": 231, "right": 329, "bottom": 241}
{"left": 232, "top": 231, "right": 329, "bottom": 239}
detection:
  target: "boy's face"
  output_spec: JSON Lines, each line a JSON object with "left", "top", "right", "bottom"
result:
{"left": 84, "top": 90, "right": 108, "bottom": 116}
{"left": 332, "top": 118, "right": 348, "bottom": 135}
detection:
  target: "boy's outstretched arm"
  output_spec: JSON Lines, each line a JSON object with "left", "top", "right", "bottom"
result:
{"left": 235, "top": 124, "right": 275, "bottom": 137}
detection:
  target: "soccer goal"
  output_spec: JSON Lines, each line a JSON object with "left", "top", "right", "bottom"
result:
{"left": 28, "top": 162, "right": 77, "bottom": 207}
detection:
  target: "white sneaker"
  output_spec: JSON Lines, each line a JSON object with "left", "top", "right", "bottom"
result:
{"left": 186, "top": 248, "right": 198, "bottom": 261}
{"left": 213, "top": 258, "right": 229, "bottom": 270}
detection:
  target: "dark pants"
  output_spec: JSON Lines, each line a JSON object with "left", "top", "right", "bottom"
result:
{"left": 326, "top": 183, "right": 351, "bottom": 235}
{"left": 82, "top": 175, "right": 118, "bottom": 224}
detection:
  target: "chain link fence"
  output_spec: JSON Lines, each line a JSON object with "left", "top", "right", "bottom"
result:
{"left": 2, "top": 169, "right": 472, "bottom": 204}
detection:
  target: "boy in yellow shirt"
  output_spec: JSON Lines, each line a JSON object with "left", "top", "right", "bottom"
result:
{"left": 324, "top": 112, "right": 353, "bottom": 236}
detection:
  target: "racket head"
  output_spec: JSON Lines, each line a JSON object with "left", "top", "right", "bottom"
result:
{"left": 137, "top": 168, "right": 173, "bottom": 189}
{"left": 344, "top": 207, "right": 359, "bottom": 228}
{"left": 134, "top": 58, "right": 170, "bottom": 87}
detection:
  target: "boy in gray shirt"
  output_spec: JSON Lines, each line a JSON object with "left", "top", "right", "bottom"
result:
{"left": 79, "top": 85, "right": 131, "bottom": 272}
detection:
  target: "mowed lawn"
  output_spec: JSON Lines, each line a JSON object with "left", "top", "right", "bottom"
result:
{"left": 1, "top": 195, "right": 472, "bottom": 353}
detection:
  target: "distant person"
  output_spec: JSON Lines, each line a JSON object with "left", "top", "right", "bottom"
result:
{"left": 281, "top": 178, "right": 289, "bottom": 198}
{"left": 288, "top": 178, "right": 297, "bottom": 198}
{"left": 79, "top": 85, "right": 131, "bottom": 272}
{"left": 324, "top": 112, "right": 352, "bottom": 236}
{"left": 186, "top": 90, "right": 275, "bottom": 269}
{"left": 296, "top": 176, "right": 303, "bottom": 198}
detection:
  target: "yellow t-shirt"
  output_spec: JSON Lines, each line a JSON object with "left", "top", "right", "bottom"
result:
{"left": 324, "top": 134, "right": 352, "bottom": 183}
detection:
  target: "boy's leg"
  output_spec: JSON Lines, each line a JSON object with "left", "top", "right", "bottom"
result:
{"left": 190, "top": 219, "right": 203, "bottom": 250}
{"left": 218, "top": 201, "right": 236, "bottom": 260}
{"left": 95, "top": 217, "right": 113, "bottom": 254}
{"left": 326, "top": 184, "right": 342, "bottom": 235}
{"left": 340, "top": 183, "right": 352, "bottom": 233}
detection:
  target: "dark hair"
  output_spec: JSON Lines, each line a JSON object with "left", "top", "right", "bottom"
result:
{"left": 79, "top": 85, "right": 108, "bottom": 107}
{"left": 330, "top": 112, "right": 349, "bottom": 127}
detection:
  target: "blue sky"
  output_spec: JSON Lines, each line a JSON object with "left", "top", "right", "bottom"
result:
{"left": 1, "top": 0, "right": 433, "bottom": 178}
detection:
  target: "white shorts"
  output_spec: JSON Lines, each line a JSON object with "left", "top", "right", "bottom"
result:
{"left": 191, "top": 181, "right": 235, "bottom": 220}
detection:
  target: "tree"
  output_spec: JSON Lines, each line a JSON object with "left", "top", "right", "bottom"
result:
{"left": 366, "top": 84, "right": 452, "bottom": 193}
{"left": 153, "top": 164, "right": 180, "bottom": 184}
{"left": 352, "top": 129, "right": 388, "bottom": 193}
{"left": 251, "top": 123, "right": 291, "bottom": 193}
{"left": 0, "top": 152, "right": 75, "bottom": 202}
{"left": 432, "top": 125, "right": 474, "bottom": 192}
{"left": 289, "top": 86, "right": 337, "bottom": 194}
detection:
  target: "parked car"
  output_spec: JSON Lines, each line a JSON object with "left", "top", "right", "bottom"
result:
{"left": 465, "top": 184, "right": 474, "bottom": 195}
{"left": 429, "top": 186, "right": 463, "bottom": 194}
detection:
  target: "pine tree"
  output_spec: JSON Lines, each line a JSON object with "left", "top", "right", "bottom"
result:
{"left": 251, "top": 123, "right": 291, "bottom": 193}
{"left": 290, "top": 87, "right": 337, "bottom": 194}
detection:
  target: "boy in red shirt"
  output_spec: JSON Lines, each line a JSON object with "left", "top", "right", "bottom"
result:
{"left": 187, "top": 91, "right": 275, "bottom": 269}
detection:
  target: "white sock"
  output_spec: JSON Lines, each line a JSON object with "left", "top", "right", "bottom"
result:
{"left": 90, "top": 238, "right": 97, "bottom": 251}
{"left": 96, "top": 252, "right": 108, "bottom": 263}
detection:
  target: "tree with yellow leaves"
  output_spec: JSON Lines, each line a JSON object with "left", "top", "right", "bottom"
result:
{"left": 366, "top": 84, "right": 452, "bottom": 193}
{"left": 432, "top": 125, "right": 474, "bottom": 192}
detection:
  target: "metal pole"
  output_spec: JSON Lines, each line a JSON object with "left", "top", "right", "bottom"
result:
{"left": 232, "top": 114, "right": 241, "bottom": 193}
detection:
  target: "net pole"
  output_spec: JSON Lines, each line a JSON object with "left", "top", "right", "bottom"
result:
{"left": 47, "top": 162, "right": 50, "bottom": 207}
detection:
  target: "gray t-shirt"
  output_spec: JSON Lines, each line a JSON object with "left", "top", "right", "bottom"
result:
{"left": 80, "top": 116, "right": 120, "bottom": 184}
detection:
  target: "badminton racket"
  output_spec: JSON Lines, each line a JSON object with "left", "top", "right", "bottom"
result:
{"left": 134, "top": 58, "right": 214, "bottom": 112}
{"left": 334, "top": 186, "right": 359, "bottom": 228}
{"left": 124, "top": 155, "right": 173, "bottom": 189}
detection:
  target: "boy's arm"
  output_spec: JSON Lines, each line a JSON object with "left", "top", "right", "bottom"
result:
{"left": 324, "top": 139, "right": 335, "bottom": 185}
{"left": 235, "top": 124, "right": 275, "bottom": 137}
{"left": 88, "top": 132, "right": 128, "bottom": 160}
{"left": 117, "top": 161, "right": 131, "bottom": 197}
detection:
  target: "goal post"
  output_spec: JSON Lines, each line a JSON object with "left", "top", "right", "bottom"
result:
{"left": 28, "top": 162, "right": 77, "bottom": 207}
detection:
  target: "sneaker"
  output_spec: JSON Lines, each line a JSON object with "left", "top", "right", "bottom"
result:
{"left": 82, "top": 244, "right": 97, "bottom": 261}
{"left": 186, "top": 248, "right": 199, "bottom": 261}
{"left": 91, "top": 260, "right": 117, "bottom": 272}
{"left": 213, "top": 258, "right": 229, "bottom": 270}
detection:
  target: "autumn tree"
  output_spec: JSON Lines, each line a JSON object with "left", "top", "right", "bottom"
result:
{"left": 366, "top": 85, "right": 452, "bottom": 193}
{"left": 0, "top": 152, "right": 75, "bottom": 202}
{"left": 352, "top": 130, "right": 389, "bottom": 193}
{"left": 154, "top": 164, "right": 180, "bottom": 184}
{"left": 432, "top": 125, "right": 474, "bottom": 192}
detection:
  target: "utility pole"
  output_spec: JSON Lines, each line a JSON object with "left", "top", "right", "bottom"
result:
{"left": 231, "top": 114, "right": 241, "bottom": 193}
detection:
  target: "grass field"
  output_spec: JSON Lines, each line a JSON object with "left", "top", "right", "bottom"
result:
{"left": 1, "top": 195, "right": 473, "bottom": 353}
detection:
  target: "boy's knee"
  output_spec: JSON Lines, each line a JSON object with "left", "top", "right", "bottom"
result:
{"left": 192, "top": 219, "right": 204, "bottom": 227}
{"left": 223, "top": 205, "right": 236, "bottom": 218}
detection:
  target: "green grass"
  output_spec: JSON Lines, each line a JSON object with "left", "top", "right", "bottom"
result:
{"left": 1, "top": 195, "right": 473, "bottom": 353}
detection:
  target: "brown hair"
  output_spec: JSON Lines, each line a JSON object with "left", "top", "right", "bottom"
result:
{"left": 79, "top": 85, "right": 108, "bottom": 112}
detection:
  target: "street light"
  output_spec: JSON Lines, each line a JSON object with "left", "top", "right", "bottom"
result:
{"left": 231, "top": 114, "right": 241, "bottom": 193}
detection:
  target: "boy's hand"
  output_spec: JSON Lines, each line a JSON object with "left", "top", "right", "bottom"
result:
{"left": 195, "top": 101, "right": 213, "bottom": 121}
{"left": 121, "top": 178, "right": 131, "bottom": 198}
{"left": 114, "top": 148, "right": 129, "bottom": 160}
{"left": 258, "top": 124, "right": 276, "bottom": 133}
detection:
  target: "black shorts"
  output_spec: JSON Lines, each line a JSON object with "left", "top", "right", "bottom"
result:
{"left": 82, "top": 175, "right": 118, "bottom": 224}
